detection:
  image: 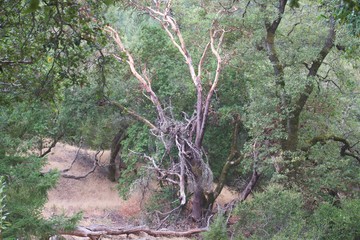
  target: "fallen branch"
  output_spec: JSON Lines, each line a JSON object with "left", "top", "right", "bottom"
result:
{"left": 59, "top": 225, "right": 208, "bottom": 239}
{"left": 61, "top": 148, "right": 100, "bottom": 180}
{"left": 61, "top": 164, "right": 97, "bottom": 180}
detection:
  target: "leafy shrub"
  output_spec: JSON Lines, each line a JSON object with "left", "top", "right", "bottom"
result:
{"left": 234, "top": 184, "right": 305, "bottom": 239}
{"left": 0, "top": 154, "right": 80, "bottom": 239}
{"left": 307, "top": 199, "right": 360, "bottom": 240}
{"left": 145, "top": 185, "right": 179, "bottom": 214}
{"left": 233, "top": 184, "right": 360, "bottom": 240}
{"left": 202, "top": 214, "right": 228, "bottom": 240}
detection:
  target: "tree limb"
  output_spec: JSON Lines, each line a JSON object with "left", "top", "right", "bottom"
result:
{"left": 59, "top": 225, "right": 208, "bottom": 239}
{"left": 109, "top": 100, "right": 158, "bottom": 131}
{"left": 39, "top": 132, "right": 64, "bottom": 158}
{"left": 239, "top": 169, "right": 260, "bottom": 201}
{"left": 61, "top": 149, "right": 101, "bottom": 180}
{"left": 213, "top": 116, "right": 243, "bottom": 200}
{"left": 61, "top": 164, "right": 97, "bottom": 180}
{"left": 61, "top": 140, "right": 83, "bottom": 173}
{"left": 294, "top": 17, "right": 336, "bottom": 116}
{"left": 301, "top": 135, "right": 360, "bottom": 163}
{"left": 104, "top": 26, "right": 166, "bottom": 124}
{"left": 239, "top": 140, "right": 261, "bottom": 201}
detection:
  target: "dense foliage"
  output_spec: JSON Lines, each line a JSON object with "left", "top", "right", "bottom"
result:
{"left": 232, "top": 184, "right": 360, "bottom": 239}
{"left": 0, "top": 0, "right": 108, "bottom": 238}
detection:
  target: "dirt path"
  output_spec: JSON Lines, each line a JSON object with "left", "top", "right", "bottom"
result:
{"left": 43, "top": 142, "right": 238, "bottom": 239}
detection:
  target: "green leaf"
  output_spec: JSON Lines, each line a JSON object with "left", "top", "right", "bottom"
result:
{"left": 25, "top": 0, "right": 40, "bottom": 13}
{"left": 289, "top": 0, "right": 300, "bottom": 8}
{"left": 103, "top": 0, "right": 114, "bottom": 6}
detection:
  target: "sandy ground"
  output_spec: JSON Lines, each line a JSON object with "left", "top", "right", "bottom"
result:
{"left": 42, "top": 142, "right": 238, "bottom": 239}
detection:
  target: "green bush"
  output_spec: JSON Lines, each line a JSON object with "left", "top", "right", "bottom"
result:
{"left": 145, "top": 185, "right": 179, "bottom": 214}
{"left": 233, "top": 184, "right": 360, "bottom": 240}
{"left": 0, "top": 154, "right": 80, "bottom": 239}
{"left": 202, "top": 214, "right": 228, "bottom": 240}
{"left": 307, "top": 199, "right": 360, "bottom": 240}
{"left": 234, "top": 184, "right": 305, "bottom": 239}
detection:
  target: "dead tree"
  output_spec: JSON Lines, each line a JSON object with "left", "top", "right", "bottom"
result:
{"left": 105, "top": 0, "right": 243, "bottom": 221}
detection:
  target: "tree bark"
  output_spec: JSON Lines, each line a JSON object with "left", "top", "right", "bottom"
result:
{"left": 192, "top": 184, "right": 206, "bottom": 221}
{"left": 108, "top": 128, "right": 127, "bottom": 182}
{"left": 239, "top": 169, "right": 260, "bottom": 201}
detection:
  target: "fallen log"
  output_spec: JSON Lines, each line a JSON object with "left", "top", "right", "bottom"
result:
{"left": 59, "top": 225, "right": 208, "bottom": 239}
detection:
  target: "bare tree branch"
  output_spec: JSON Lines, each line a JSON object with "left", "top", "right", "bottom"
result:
{"left": 61, "top": 149, "right": 101, "bottom": 180}
{"left": 39, "top": 132, "right": 64, "bottom": 158}
{"left": 197, "top": 29, "right": 225, "bottom": 147}
{"left": 105, "top": 26, "right": 166, "bottom": 124}
{"left": 58, "top": 225, "right": 208, "bottom": 239}
{"left": 61, "top": 140, "right": 83, "bottom": 173}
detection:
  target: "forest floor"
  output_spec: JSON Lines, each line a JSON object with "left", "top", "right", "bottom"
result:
{"left": 42, "top": 142, "right": 239, "bottom": 239}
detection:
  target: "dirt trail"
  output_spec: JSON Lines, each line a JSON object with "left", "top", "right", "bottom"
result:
{"left": 43, "top": 142, "right": 238, "bottom": 239}
{"left": 43, "top": 143, "right": 145, "bottom": 225}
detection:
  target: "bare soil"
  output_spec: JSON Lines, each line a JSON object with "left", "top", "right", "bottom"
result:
{"left": 42, "top": 142, "right": 238, "bottom": 239}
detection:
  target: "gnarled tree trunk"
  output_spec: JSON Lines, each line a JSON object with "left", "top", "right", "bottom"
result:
{"left": 264, "top": 0, "right": 336, "bottom": 154}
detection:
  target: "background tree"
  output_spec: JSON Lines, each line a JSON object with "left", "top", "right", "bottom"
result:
{"left": 0, "top": 0, "right": 112, "bottom": 238}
